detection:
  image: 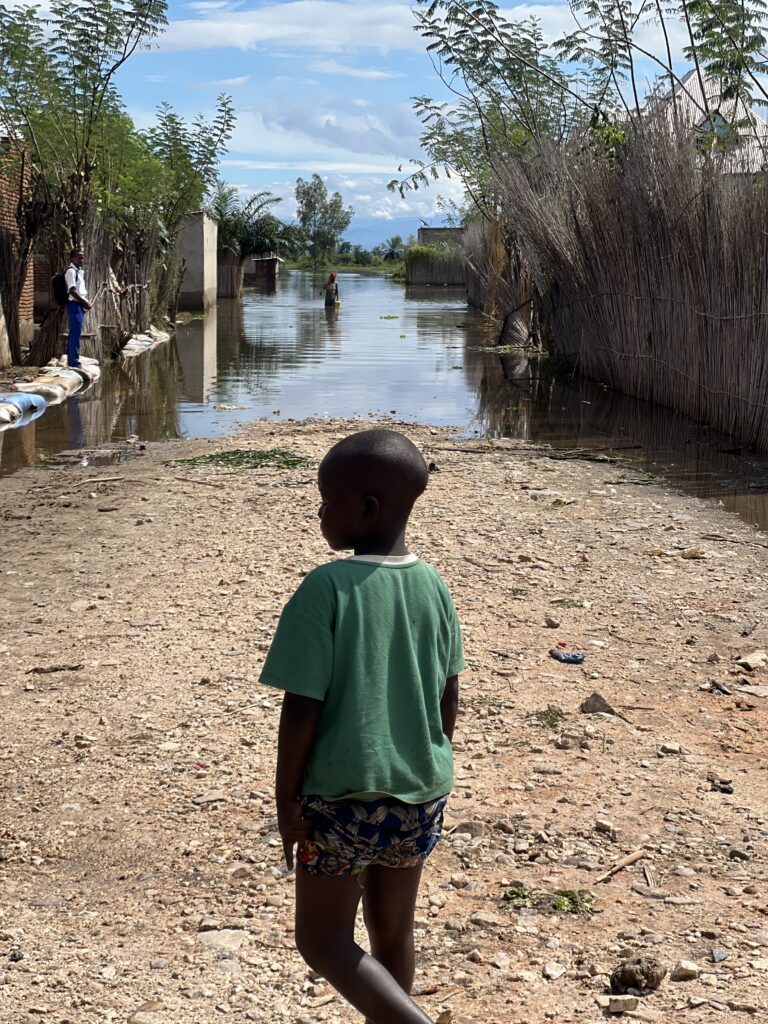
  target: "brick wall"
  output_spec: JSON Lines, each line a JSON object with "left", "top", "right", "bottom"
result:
{"left": 0, "top": 148, "right": 35, "bottom": 324}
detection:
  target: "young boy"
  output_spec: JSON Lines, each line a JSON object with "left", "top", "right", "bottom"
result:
{"left": 260, "top": 428, "right": 464, "bottom": 1024}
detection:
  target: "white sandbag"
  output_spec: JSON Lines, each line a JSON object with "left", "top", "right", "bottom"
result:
{"left": 37, "top": 368, "right": 83, "bottom": 394}
{"left": 147, "top": 324, "right": 171, "bottom": 343}
{"left": 0, "top": 401, "right": 21, "bottom": 425}
{"left": 14, "top": 380, "right": 67, "bottom": 404}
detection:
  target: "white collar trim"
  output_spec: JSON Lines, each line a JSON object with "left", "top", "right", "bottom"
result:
{"left": 346, "top": 554, "right": 419, "bottom": 566}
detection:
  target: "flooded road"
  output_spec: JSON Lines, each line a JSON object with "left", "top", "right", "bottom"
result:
{"left": 1, "top": 269, "right": 767, "bottom": 531}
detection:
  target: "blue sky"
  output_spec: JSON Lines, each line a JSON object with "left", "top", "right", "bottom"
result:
{"left": 113, "top": 0, "right": 701, "bottom": 238}
{"left": 97, "top": 0, "right": 721, "bottom": 239}
{"left": 115, "top": 0, "right": 472, "bottom": 234}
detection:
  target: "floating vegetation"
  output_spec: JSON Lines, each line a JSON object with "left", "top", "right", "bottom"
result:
{"left": 379, "top": 314, "right": 400, "bottom": 320}
{"left": 503, "top": 884, "right": 594, "bottom": 916}
{"left": 176, "top": 448, "right": 311, "bottom": 470}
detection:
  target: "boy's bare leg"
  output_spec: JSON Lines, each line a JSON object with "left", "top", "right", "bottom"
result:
{"left": 362, "top": 863, "right": 423, "bottom": 992}
{"left": 295, "top": 868, "right": 434, "bottom": 1024}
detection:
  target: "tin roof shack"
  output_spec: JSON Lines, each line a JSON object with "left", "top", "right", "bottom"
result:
{"left": 176, "top": 212, "right": 218, "bottom": 311}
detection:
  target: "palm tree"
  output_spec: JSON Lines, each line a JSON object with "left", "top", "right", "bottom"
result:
{"left": 381, "top": 234, "right": 404, "bottom": 261}
{"left": 206, "top": 182, "right": 281, "bottom": 296}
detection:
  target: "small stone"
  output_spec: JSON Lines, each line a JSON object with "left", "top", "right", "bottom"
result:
{"left": 543, "top": 961, "right": 567, "bottom": 980}
{"left": 729, "top": 848, "right": 750, "bottom": 862}
{"left": 192, "top": 790, "right": 228, "bottom": 805}
{"left": 659, "top": 742, "right": 682, "bottom": 755}
{"left": 545, "top": 615, "right": 560, "bottom": 629}
{"left": 735, "top": 650, "right": 768, "bottom": 672}
{"left": 607, "top": 995, "right": 639, "bottom": 1014}
{"left": 150, "top": 957, "right": 169, "bottom": 970}
{"left": 470, "top": 911, "right": 503, "bottom": 928}
{"left": 710, "top": 948, "right": 729, "bottom": 964}
{"left": 31, "top": 896, "right": 65, "bottom": 908}
{"left": 455, "top": 820, "right": 485, "bottom": 838}
{"left": 213, "top": 959, "right": 240, "bottom": 975}
{"left": 748, "top": 958, "right": 768, "bottom": 971}
{"left": 444, "top": 917, "right": 466, "bottom": 933}
{"left": 671, "top": 960, "right": 700, "bottom": 981}
{"left": 196, "top": 929, "right": 246, "bottom": 953}
{"left": 727, "top": 1000, "right": 759, "bottom": 1014}
{"left": 595, "top": 819, "right": 615, "bottom": 836}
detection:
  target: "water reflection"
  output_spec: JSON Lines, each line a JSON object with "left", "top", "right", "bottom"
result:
{"left": 1, "top": 269, "right": 767, "bottom": 531}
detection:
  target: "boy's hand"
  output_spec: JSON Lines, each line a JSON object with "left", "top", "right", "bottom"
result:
{"left": 277, "top": 798, "right": 308, "bottom": 869}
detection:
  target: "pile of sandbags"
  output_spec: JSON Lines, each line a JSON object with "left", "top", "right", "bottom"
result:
{"left": 1, "top": 356, "right": 101, "bottom": 433}
{"left": 121, "top": 324, "right": 171, "bottom": 358}
{"left": 0, "top": 392, "right": 47, "bottom": 432}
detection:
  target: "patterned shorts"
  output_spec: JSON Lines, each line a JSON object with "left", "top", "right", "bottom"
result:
{"left": 297, "top": 794, "right": 447, "bottom": 878}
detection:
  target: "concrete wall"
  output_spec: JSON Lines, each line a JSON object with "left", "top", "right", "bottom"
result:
{"left": 176, "top": 212, "right": 218, "bottom": 311}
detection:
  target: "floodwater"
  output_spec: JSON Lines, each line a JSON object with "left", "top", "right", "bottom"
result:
{"left": 1, "top": 270, "right": 767, "bottom": 531}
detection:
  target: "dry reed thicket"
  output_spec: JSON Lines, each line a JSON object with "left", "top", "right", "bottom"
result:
{"left": 405, "top": 244, "right": 467, "bottom": 286}
{"left": 498, "top": 127, "right": 768, "bottom": 448}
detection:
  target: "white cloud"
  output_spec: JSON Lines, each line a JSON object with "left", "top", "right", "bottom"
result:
{"left": 222, "top": 158, "right": 401, "bottom": 173}
{"left": 188, "top": 74, "right": 251, "bottom": 88}
{"left": 160, "top": 1, "right": 419, "bottom": 53}
{"left": 309, "top": 59, "right": 403, "bottom": 80}
{"left": 260, "top": 97, "right": 420, "bottom": 158}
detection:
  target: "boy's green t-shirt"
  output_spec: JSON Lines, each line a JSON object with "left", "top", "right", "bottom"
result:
{"left": 260, "top": 556, "right": 465, "bottom": 803}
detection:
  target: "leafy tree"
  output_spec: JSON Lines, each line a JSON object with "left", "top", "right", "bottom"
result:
{"left": 0, "top": 0, "right": 168, "bottom": 363}
{"left": 146, "top": 97, "right": 235, "bottom": 317}
{"left": 294, "top": 174, "right": 354, "bottom": 270}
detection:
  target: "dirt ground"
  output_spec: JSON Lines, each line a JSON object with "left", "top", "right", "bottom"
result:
{"left": 1, "top": 419, "right": 767, "bottom": 1024}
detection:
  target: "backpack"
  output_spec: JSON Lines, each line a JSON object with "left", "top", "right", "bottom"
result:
{"left": 51, "top": 272, "right": 69, "bottom": 306}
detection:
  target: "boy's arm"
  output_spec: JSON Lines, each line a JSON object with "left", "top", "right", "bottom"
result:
{"left": 440, "top": 674, "right": 460, "bottom": 741}
{"left": 275, "top": 691, "right": 324, "bottom": 869}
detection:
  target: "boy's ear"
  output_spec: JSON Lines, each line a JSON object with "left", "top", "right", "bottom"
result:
{"left": 362, "top": 494, "right": 380, "bottom": 522}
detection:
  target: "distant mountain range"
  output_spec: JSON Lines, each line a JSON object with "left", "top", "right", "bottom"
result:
{"left": 344, "top": 216, "right": 449, "bottom": 251}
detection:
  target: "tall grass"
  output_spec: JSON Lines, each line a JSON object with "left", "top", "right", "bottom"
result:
{"left": 499, "top": 128, "right": 768, "bottom": 447}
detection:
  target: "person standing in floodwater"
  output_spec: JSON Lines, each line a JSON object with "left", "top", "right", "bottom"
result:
{"left": 322, "top": 271, "right": 339, "bottom": 307}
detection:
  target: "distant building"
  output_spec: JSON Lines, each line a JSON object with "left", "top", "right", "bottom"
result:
{"left": 417, "top": 226, "right": 465, "bottom": 247}
{"left": 176, "top": 212, "right": 218, "bottom": 311}
{"left": 648, "top": 69, "right": 768, "bottom": 174}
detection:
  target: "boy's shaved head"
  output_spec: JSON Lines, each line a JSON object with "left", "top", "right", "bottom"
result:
{"left": 320, "top": 429, "right": 428, "bottom": 511}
